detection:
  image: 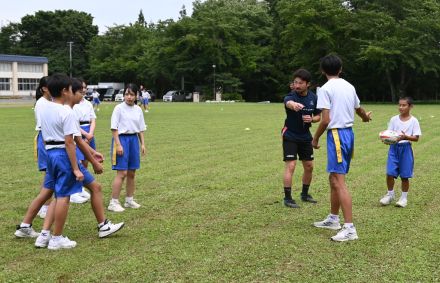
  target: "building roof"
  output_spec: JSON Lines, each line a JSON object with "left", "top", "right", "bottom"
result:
{"left": 0, "top": 54, "right": 48, "bottom": 64}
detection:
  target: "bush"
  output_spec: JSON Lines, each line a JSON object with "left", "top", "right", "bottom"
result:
{"left": 221, "top": 93, "right": 243, "bottom": 101}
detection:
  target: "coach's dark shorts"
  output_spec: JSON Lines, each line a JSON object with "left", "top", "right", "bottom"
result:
{"left": 283, "top": 139, "right": 314, "bottom": 161}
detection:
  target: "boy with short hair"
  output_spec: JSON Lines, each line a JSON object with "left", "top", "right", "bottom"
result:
{"left": 312, "top": 54, "right": 372, "bottom": 242}
{"left": 379, "top": 97, "right": 421, "bottom": 207}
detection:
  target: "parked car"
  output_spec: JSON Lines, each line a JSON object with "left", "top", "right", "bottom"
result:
{"left": 102, "top": 88, "right": 120, "bottom": 101}
{"left": 162, "top": 90, "right": 191, "bottom": 102}
{"left": 115, "top": 89, "right": 124, "bottom": 102}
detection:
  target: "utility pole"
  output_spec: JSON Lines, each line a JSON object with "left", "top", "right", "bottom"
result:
{"left": 67, "top": 41, "right": 74, "bottom": 77}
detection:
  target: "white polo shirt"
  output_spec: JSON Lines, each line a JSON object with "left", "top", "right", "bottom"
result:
{"left": 110, "top": 102, "right": 146, "bottom": 134}
{"left": 317, "top": 78, "right": 360, "bottom": 129}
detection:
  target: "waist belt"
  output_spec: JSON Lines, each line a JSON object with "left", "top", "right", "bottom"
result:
{"left": 80, "top": 121, "right": 90, "bottom": 125}
{"left": 119, "top": 133, "right": 137, "bottom": 136}
{"left": 46, "top": 141, "right": 65, "bottom": 145}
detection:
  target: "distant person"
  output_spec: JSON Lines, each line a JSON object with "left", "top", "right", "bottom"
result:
{"left": 281, "top": 69, "right": 321, "bottom": 209}
{"left": 92, "top": 89, "right": 100, "bottom": 112}
{"left": 141, "top": 88, "right": 150, "bottom": 113}
{"left": 379, "top": 97, "right": 421, "bottom": 208}
{"left": 108, "top": 83, "right": 146, "bottom": 212}
{"left": 312, "top": 54, "right": 372, "bottom": 242}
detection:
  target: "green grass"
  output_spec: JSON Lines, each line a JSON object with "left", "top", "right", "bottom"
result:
{"left": 1, "top": 101, "right": 440, "bottom": 282}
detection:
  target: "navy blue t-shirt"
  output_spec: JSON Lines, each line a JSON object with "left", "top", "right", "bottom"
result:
{"left": 282, "top": 90, "right": 321, "bottom": 142}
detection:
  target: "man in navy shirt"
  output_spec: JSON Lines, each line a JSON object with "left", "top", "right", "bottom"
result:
{"left": 282, "top": 69, "right": 321, "bottom": 208}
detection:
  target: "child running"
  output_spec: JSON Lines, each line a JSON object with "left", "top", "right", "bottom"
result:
{"left": 108, "top": 83, "right": 146, "bottom": 212}
{"left": 35, "top": 77, "right": 124, "bottom": 249}
{"left": 379, "top": 97, "right": 421, "bottom": 208}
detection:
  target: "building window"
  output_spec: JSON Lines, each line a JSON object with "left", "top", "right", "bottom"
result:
{"left": 17, "top": 64, "right": 43, "bottom": 73}
{"left": 0, "top": 78, "right": 11, "bottom": 91}
{"left": 0, "top": 63, "right": 12, "bottom": 72}
{"left": 18, "top": 78, "right": 39, "bottom": 91}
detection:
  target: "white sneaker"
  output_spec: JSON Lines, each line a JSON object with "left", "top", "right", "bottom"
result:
{"left": 313, "top": 215, "right": 342, "bottom": 230}
{"left": 98, "top": 219, "right": 125, "bottom": 238}
{"left": 144, "top": 110, "right": 149, "bottom": 113}
{"left": 331, "top": 226, "right": 359, "bottom": 242}
{"left": 48, "top": 236, "right": 77, "bottom": 250}
{"left": 380, "top": 194, "right": 394, "bottom": 206}
{"left": 124, "top": 199, "right": 141, "bottom": 209}
{"left": 35, "top": 233, "right": 51, "bottom": 248}
{"left": 37, "top": 205, "right": 48, "bottom": 219}
{"left": 70, "top": 193, "right": 88, "bottom": 204}
{"left": 108, "top": 200, "right": 125, "bottom": 212}
{"left": 14, "top": 225, "right": 39, "bottom": 238}
{"left": 395, "top": 197, "right": 407, "bottom": 208}
{"left": 79, "top": 187, "right": 91, "bottom": 200}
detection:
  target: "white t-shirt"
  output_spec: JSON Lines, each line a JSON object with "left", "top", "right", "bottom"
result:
{"left": 142, "top": 90, "right": 151, "bottom": 99}
{"left": 40, "top": 102, "right": 81, "bottom": 149}
{"left": 110, "top": 102, "right": 146, "bottom": 134}
{"left": 317, "top": 78, "right": 361, "bottom": 129}
{"left": 92, "top": 91, "right": 99, "bottom": 99}
{"left": 388, "top": 115, "right": 421, "bottom": 144}
{"left": 34, "top": 96, "right": 51, "bottom": 131}
{"left": 73, "top": 99, "right": 97, "bottom": 123}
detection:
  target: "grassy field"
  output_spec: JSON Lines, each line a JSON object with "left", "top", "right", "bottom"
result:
{"left": 1, "top": 101, "right": 439, "bottom": 282}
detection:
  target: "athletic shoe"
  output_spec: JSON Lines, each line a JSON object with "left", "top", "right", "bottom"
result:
{"left": 35, "top": 233, "right": 51, "bottom": 248}
{"left": 108, "top": 200, "right": 125, "bottom": 212}
{"left": 395, "top": 197, "right": 407, "bottom": 208}
{"left": 98, "top": 219, "right": 125, "bottom": 238}
{"left": 37, "top": 205, "right": 48, "bottom": 219}
{"left": 313, "top": 215, "right": 342, "bottom": 230}
{"left": 380, "top": 194, "right": 394, "bottom": 206}
{"left": 79, "top": 187, "right": 91, "bottom": 200}
{"left": 144, "top": 110, "right": 149, "bottom": 113}
{"left": 70, "top": 193, "right": 88, "bottom": 204}
{"left": 124, "top": 199, "right": 141, "bottom": 209}
{"left": 284, "top": 198, "right": 300, "bottom": 208}
{"left": 48, "top": 236, "right": 77, "bottom": 250}
{"left": 331, "top": 226, "right": 359, "bottom": 242}
{"left": 301, "top": 194, "right": 318, "bottom": 203}
{"left": 14, "top": 225, "right": 39, "bottom": 238}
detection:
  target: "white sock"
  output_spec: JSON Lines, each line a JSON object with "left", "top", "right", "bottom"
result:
{"left": 98, "top": 221, "right": 105, "bottom": 227}
{"left": 112, "top": 198, "right": 119, "bottom": 203}
{"left": 126, "top": 196, "right": 134, "bottom": 202}
{"left": 344, "top": 223, "right": 354, "bottom": 229}
{"left": 387, "top": 190, "right": 395, "bottom": 196}
{"left": 20, "top": 223, "right": 31, "bottom": 228}
{"left": 401, "top": 192, "right": 408, "bottom": 200}
{"left": 41, "top": 230, "right": 50, "bottom": 236}
{"left": 52, "top": 235, "right": 62, "bottom": 241}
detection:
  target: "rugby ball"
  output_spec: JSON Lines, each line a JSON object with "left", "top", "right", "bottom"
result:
{"left": 379, "top": 130, "right": 399, "bottom": 145}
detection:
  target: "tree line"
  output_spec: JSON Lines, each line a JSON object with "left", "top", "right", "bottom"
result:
{"left": 1, "top": 0, "right": 439, "bottom": 102}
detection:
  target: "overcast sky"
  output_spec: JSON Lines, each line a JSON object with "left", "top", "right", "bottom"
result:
{"left": 0, "top": 0, "right": 195, "bottom": 33}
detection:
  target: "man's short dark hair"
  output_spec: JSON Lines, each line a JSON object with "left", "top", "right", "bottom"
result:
{"left": 320, "top": 54, "right": 342, "bottom": 76}
{"left": 399, "top": 96, "right": 414, "bottom": 106}
{"left": 293, "top": 68, "right": 312, "bottom": 83}
{"left": 47, "top": 74, "right": 71, "bottom": 98}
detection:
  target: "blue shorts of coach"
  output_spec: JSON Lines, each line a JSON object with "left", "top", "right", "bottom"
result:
{"left": 387, "top": 142, "right": 414, "bottom": 179}
{"left": 326, "top": 128, "right": 354, "bottom": 175}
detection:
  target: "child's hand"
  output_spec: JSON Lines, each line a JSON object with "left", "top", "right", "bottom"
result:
{"left": 93, "top": 151, "right": 105, "bottom": 163}
{"left": 92, "top": 162, "right": 103, "bottom": 174}
{"left": 73, "top": 169, "right": 84, "bottom": 181}
{"left": 116, "top": 144, "right": 123, "bottom": 156}
{"left": 312, "top": 138, "right": 320, "bottom": 149}
{"left": 363, "top": 111, "right": 372, "bottom": 122}
{"left": 141, "top": 145, "right": 146, "bottom": 156}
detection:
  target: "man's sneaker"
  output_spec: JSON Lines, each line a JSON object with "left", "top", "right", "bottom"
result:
{"left": 37, "top": 205, "right": 48, "bottom": 219}
{"left": 98, "top": 219, "right": 125, "bottom": 238}
{"left": 108, "top": 200, "right": 125, "bottom": 212}
{"left": 79, "top": 187, "right": 91, "bottom": 200}
{"left": 301, "top": 194, "right": 318, "bottom": 203}
{"left": 35, "top": 233, "right": 51, "bottom": 248}
{"left": 14, "top": 225, "right": 39, "bottom": 238}
{"left": 395, "top": 197, "right": 407, "bottom": 208}
{"left": 284, "top": 198, "right": 300, "bottom": 208}
{"left": 331, "top": 226, "right": 359, "bottom": 242}
{"left": 380, "top": 194, "right": 394, "bottom": 206}
{"left": 70, "top": 193, "right": 88, "bottom": 204}
{"left": 313, "top": 215, "right": 342, "bottom": 230}
{"left": 48, "top": 236, "right": 77, "bottom": 250}
{"left": 124, "top": 199, "right": 141, "bottom": 209}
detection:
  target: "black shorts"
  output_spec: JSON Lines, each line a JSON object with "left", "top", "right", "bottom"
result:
{"left": 283, "top": 139, "right": 314, "bottom": 161}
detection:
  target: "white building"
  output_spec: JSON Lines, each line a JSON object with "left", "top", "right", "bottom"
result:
{"left": 0, "top": 54, "right": 48, "bottom": 97}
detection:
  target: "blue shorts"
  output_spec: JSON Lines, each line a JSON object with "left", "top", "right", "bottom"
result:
{"left": 93, "top": 98, "right": 100, "bottom": 105}
{"left": 387, "top": 143, "right": 414, "bottom": 179}
{"left": 76, "top": 125, "right": 96, "bottom": 161}
{"left": 44, "top": 148, "right": 94, "bottom": 198}
{"left": 111, "top": 134, "right": 140, "bottom": 171}
{"left": 326, "top": 128, "right": 354, "bottom": 175}
{"left": 36, "top": 132, "right": 48, "bottom": 171}
{"left": 142, "top": 97, "right": 149, "bottom": 105}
